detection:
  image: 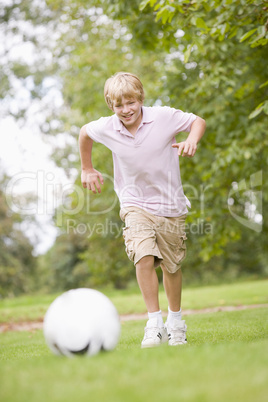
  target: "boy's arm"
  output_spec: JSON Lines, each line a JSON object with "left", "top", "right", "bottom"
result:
{"left": 172, "top": 116, "right": 206, "bottom": 157}
{"left": 79, "top": 125, "right": 104, "bottom": 194}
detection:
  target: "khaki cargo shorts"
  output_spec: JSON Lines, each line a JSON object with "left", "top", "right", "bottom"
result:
{"left": 120, "top": 206, "right": 187, "bottom": 273}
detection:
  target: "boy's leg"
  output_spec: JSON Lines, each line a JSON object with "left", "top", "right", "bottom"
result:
{"left": 161, "top": 264, "right": 182, "bottom": 311}
{"left": 120, "top": 207, "right": 168, "bottom": 347}
{"left": 161, "top": 264, "right": 187, "bottom": 345}
{"left": 136, "top": 255, "right": 168, "bottom": 348}
{"left": 136, "top": 255, "right": 160, "bottom": 313}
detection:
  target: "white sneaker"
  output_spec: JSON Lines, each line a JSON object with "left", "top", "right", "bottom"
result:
{"left": 141, "top": 318, "right": 168, "bottom": 348}
{"left": 165, "top": 320, "right": 187, "bottom": 346}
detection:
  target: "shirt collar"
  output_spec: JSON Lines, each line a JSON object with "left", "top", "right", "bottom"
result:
{"left": 113, "top": 106, "right": 154, "bottom": 132}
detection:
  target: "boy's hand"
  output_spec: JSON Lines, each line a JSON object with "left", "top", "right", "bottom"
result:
{"left": 81, "top": 168, "right": 104, "bottom": 194}
{"left": 172, "top": 140, "right": 197, "bottom": 157}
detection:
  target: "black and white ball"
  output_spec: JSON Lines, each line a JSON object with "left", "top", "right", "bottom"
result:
{"left": 43, "top": 288, "right": 121, "bottom": 357}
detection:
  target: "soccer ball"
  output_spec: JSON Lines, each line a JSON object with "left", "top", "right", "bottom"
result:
{"left": 43, "top": 288, "right": 121, "bottom": 357}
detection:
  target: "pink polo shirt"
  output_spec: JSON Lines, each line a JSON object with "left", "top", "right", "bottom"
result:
{"left": 86, "top": 106, "right": 196, "bottom": 217}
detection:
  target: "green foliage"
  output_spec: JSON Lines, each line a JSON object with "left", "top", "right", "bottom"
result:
{"left": 94, "top": 0, "right": 267, "bottom": 278}
{"left": 138, "top": 0, "right": 268, "bottom": 113}
{"left": 140, "top": 0, "right": 268, "bottom": 45}
{"left": 0, "top": 174, "right": 37, "bottom": 297}
{"left": 1, "top": 0, "right": 267, "bottom": 291}
{"left": 42, "top": 0, "right": 267, "bottom": 289}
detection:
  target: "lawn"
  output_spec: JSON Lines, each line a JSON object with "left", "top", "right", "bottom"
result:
{"left": 0, "top": 308, "right": 267, "bottom": 402}
{"left": 0, "top": 278, "right": 267, "bottom": 323}
{"left": 0, "top": 279, "right": 267, "bottom": 402}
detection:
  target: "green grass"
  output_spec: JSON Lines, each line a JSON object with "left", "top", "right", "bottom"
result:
{"left": 0, "top": 279, "right": 267, "bottom": 323}
{"left": 0, "top": 308, "right": 267, "bottom": 402}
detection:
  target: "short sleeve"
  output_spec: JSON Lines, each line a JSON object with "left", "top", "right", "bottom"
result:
{"left": 174, "top": 110, "right": 197, "bottom": 133}
{"left": 86, "top": 120, "right": 102, "bottom": 143}
{"left": 85, "top": 116, "right": 116, "bottom": 149}
{"left": 162, "top": 106, "right": 196, "bottom": 134}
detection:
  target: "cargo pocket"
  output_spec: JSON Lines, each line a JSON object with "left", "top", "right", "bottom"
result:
{"left": 122, "top": 226, "right": 135, "bottom": 261}
{"left": 176, "top": 232, "right": 187, "bottom": 264}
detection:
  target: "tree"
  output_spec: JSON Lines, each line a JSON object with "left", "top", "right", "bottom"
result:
{"left": 43, "top": 0, "right": 268, "bottom": 286}
{"left": 0, "top": 0, "right": 60, "bottom": 121}
{"left": 1, "top": 0, "right": 267, "bottom": 290}
{"left": 138, "top": 0, "right": 268, "bottom": 115}
{"left": 0, "top": 173, "right": 37, "bottom": 297}
{"left": 91, "top": 0, "right": 267, "bottom": 271}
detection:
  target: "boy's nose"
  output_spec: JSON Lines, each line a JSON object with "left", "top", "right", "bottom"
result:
{"left": 122, "top": 104, "right": 130, "bottom": 114}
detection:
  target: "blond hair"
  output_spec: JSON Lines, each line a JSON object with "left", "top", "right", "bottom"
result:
{"left": 104, "top": 72, "right": 144, "bottom": 110}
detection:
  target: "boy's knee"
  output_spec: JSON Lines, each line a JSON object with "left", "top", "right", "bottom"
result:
{"left": 136, "top": 255, "right": 155, "bottom": 270}
{"left": 161, "top": 263, "right": 182, "bottom": 277}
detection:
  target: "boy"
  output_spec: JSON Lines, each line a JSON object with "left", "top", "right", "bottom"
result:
{"left": 79, "top": 72, "right": 206, "bottom": 348}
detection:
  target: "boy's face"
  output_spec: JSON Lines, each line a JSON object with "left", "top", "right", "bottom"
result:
{"left": 113, "top": 96, "right": 143, "bottom": 131}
